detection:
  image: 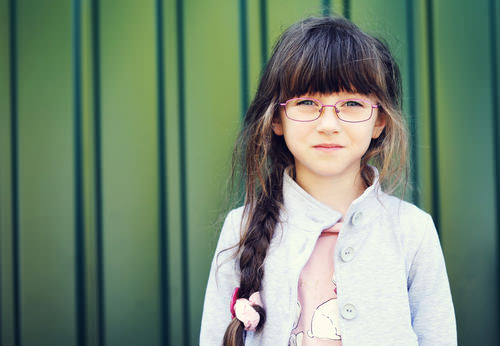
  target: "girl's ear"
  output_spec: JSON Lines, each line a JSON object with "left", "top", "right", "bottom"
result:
{"left": 272, "top": 120, "right": 284, "bottom": 136}
{"left": 372, "top": 112, "right": 386, "bottom": 139}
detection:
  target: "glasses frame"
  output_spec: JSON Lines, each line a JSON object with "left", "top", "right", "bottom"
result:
{"left": 279, "top": 97, "right": 380, "bottom": 123}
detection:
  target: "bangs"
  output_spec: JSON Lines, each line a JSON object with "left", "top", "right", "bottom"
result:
{"left": 276, "top": 19, "right": 388, "bottom": 101}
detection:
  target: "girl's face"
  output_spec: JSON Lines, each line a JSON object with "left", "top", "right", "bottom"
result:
{"left": 273, "top": 92, "right": 386, "bottom": 184}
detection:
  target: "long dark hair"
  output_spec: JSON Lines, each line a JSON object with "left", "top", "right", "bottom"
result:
{"left": 222, "top": 15, "right": 407, "bottom": 345}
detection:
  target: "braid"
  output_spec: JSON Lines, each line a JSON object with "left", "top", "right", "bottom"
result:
{"left": 223, "top": 168, "right": 284, "bottom": 345}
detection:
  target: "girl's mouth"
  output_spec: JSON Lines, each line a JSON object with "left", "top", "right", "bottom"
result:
{"left": 313, "top": 143, "right": 344, "bottom": 151}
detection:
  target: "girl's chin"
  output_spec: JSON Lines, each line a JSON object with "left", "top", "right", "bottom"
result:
{"left": 296, "top": 166, "right": 354, "bottom": 180}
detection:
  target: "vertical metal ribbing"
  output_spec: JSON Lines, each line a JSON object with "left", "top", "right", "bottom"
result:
{"left": 72, "top": 0, "right": 86, "bottom": 345}
{"left": 489, "top": 0, "right": 500, "bottom": 339}
{"left": 322, "top": 0, "right": 331, "bottom": 16}
{"left": 155, "top": 0, "right": 169, "bottom": 345}
{"left": 343, "top": 0, "right": 350, "bottom": 19}
{"left": 8, "top": 0, "right": 20, "bottom": 344}
{"left": 259, "top": 0, "right": 268, "bottom": 66}
{"left": 239, "top": 0, "right": 249, "bottom": 119}
{"left": 425, "top": 0, "right": 440, "bottom": 233}
{"left": 175, "top": 0, "right": 189, "bottom": 343}
{"left": 90, "top": 0, "right": 104, "bottom": 345}
{"left": 405, "top": 0, "right": 419, "bottom": 205}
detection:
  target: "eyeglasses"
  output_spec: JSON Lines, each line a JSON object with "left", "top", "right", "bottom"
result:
{"left": 280, "top": 97, "right": 379, "bottom": 123}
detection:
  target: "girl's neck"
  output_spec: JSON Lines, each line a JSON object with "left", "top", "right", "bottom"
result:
{"left": 294, "top": 167, "right": 367, "bottom": 216}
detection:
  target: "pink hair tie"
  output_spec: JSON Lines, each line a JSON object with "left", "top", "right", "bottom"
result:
{"left": 229, "top": 288, "right": 263, "bottom": 332}
{"left": 230, "top": 287, "right": 239, "bottom": 319}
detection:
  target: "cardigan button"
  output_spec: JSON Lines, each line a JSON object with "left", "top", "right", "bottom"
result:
{"left": 351, "top": 211, "right": 363, "bottom": 226}
{"left": 341, "top": 246, "right": 355, "bottom": 262}
{"left": 341, "top": 303, "right": 357, "bottom": 320}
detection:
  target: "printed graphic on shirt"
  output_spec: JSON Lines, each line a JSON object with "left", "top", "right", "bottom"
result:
{"left": 306, "top": 298, "right": 341, "bottom": 340}
{"left": 292, "top": 301, "right": 301, "bottom": 329}
{"left": 307, "top": 272, "right": 341, "bottom": 341}
{"left": 289, "top": 331, "right": 304, "bottom": 346}
{"left": 289, "top": 273, "right": 341, "bottom": 345}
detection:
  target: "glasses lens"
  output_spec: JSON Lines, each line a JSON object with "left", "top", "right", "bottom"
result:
{"left": 336, "top": 99, "right": 372, "bottom": 122}
{"left": 285, "top": 98, "right": 321, "bottom": 121}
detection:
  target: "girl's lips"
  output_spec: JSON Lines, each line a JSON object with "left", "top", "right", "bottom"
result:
{"left": 313, "top": 144, "right": 344, "bottom": 152}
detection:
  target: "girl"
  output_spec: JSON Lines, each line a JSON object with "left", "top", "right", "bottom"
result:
{"left": 200, "top": 16, "right": 456, "bottom": 346}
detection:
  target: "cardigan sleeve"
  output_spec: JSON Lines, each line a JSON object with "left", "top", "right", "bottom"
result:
{"left": 407, "top": 212, "right": 457, "bottom": 345}
{"left": 200, "top": 208, "right": 242, "bottom": 346}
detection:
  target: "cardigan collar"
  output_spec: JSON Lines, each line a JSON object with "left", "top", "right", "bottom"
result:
{"left": 281, "top": 166, "right": 382, "bottom": 233}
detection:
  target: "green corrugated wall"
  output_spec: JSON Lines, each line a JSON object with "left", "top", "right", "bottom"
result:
{"left": 0, "top": 0, "right": 498, "bottom": 345}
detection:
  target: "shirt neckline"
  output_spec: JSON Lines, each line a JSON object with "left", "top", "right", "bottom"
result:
{"left": 281, "top": 165, "right": 381, "bottom": 232}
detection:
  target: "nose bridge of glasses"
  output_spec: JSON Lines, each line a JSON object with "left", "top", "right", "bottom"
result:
{"left": 319, "top": 104, "right": 340, "bottom": 117}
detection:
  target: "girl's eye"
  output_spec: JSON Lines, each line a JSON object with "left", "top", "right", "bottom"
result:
{"left": 296, "top": 99, "right": 317, "bottom": 106}
{"left": 344, "top": 100, "right": 364, "bottom": 107}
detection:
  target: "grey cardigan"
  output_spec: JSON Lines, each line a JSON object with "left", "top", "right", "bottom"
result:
{"left": 200, "top": 171, "right": 457, "bottom": 345}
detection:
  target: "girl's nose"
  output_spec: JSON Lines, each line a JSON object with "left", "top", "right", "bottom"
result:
{"left": 316, "top": 105, "right": 342, "bottom": 134}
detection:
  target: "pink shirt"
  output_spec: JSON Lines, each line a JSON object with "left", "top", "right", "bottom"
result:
{"left": 290, "top": 221, "right": 343, "bottom": 346}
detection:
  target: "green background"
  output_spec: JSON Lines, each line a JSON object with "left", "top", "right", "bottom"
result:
{"left": 0, "top": 0, "right": 498, "bottom": 345}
